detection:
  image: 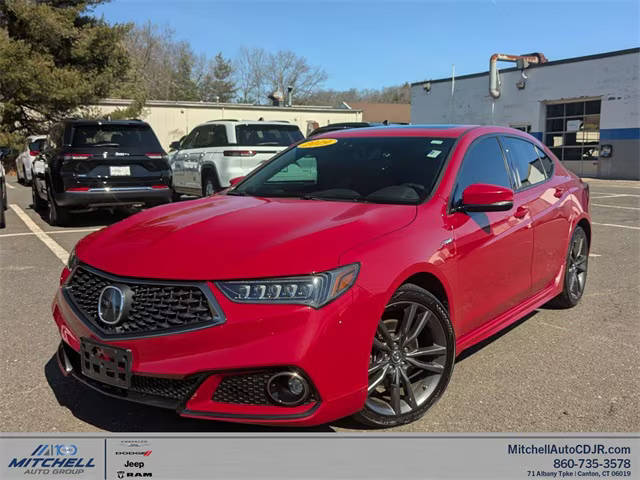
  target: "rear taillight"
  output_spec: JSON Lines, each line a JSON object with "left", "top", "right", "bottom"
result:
{"left": 223, "top": 150, "right": 256, "bottom": 157}
{"left": 63, "top": 154, "right": 92, "bottom": 160}
{"left": 151, "top": 185, "right": 169, "bottom": 189}
{"left": 66, "top": 187, "right": 90, "bottom": 192}
{"left": 145, "top": 153, "right": 164, "bottom": 159}
{"left": 29, "top": 150, "right": 40, "bottom": 156}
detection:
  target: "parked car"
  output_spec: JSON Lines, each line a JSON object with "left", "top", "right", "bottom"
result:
{"left": 170, "top": 120, "right": 304, "bottom": 197}
{"left": 15, "top": 135, "right": 46, "bottom": 185}
{"left": 307, "top": 121, "right": 407, "bottom": 137}
{"left": 52, "top": 125, "right": 590, "bottom": 427}
{"left": 32, "top": 119, "right": 172, "bottom": 226}
{"left": 0, "top": 162, "right": 7, "bottom": 228}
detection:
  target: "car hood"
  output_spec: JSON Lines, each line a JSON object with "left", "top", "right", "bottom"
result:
{"left": 77, "top": 195, "right": 416, "bottom": 280}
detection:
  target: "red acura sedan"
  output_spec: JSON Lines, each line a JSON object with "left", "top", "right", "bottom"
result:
{"left": 52, "top": 125, "right": 590, "bottom": 427}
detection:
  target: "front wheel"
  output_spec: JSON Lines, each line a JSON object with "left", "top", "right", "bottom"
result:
{"left": 202, "top": 173, "right": 220, "bottom": 197}
{"left": 354, "top": 284, "right": 455, "bottom": 427}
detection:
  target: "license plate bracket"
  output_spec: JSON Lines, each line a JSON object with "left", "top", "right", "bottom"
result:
{"left": 80, "top": 338, "right": 132, "bottom": 388}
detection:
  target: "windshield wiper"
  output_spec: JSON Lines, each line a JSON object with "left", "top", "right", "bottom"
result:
{"left": 300, "top": 193, "right": 367, "bottom": 203}
{"left": 226, "top": 190, "right": 249, "bottom": 196}
{"left": 91, "top": 142, "right": 120, "bottom": 147}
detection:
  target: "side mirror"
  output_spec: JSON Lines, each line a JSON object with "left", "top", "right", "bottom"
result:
{"left": 169, "top": 141, "right": 181, "bottom": 151}
{"left": 460, "top": 183, "right": 514, "bottom": 212}
{"left": 229, "top": 176, "right": 245, "bottom": 186}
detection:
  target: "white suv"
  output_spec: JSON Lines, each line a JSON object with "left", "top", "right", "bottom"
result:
{"left": 16, "top": 135, "right": 46, "bottom": 185}
{"left": 170, "top": 120, "right": 304, "bottom": 197}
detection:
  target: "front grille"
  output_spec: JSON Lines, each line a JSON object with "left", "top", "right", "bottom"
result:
{"left": 213, "top": 370, "right": 316, "bottom": 405}
{"left": 130, "top": 375, "right": 202, "bottom": 401}
{"left": 66, "top": 266, "right": 223, "bottom": 338}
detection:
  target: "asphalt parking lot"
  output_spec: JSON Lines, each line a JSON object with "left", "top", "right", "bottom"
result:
{"left": 0, "top": 175, "right": 638, "bottom": 433}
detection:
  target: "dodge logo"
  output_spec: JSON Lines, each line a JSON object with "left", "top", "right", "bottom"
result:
{"left": 98, "top": 285, "right": 131, "bottom": 325}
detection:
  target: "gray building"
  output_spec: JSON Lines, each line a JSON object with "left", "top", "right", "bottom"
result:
{"left": 411, "top": 48, "right": 640, "bottom": 179}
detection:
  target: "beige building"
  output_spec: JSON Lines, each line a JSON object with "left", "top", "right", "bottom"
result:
{"left": 93, "top": 99, "right": 362, "bottom": 150}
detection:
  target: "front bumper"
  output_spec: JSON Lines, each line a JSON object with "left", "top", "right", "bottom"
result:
{"left": 52, "top": 280, "right": 371, "bottom": 426}
{"left": 54, "top": 187, "right": 171, "bottom": 208}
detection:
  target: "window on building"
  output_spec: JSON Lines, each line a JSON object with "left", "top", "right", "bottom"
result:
{"left": 544, "top": 99, "right": 601, "bottom": 162}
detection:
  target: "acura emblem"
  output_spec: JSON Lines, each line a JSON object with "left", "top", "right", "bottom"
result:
{"left": 98, "top": 285, "right": 131, "bottom": 325}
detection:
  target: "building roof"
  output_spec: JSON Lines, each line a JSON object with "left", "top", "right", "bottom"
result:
{"left": 411, "top": 47, "right": 640, "bottom": 86}
{"left": 99, "top": 98, "right": 361, "bottom": 114}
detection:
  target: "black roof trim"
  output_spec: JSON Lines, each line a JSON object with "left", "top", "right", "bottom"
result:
{"left": 411, "top": 47, "right": 640, "bottom": 86}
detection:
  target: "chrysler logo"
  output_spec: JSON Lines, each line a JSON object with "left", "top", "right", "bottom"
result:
{"left": 98, "top": 285, "right": 131, "bottom": 325}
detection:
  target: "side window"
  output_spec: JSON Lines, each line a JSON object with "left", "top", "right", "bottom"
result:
{"left": 181, "top": 127, "right": 202, "bottom": 150}
{"left": 454, "top": 136, "right": 511, "bottom": 205}
{"left": 535, "top": 145, "right": 554, "bottom": 178}
{"left": 501, "top": 137, "right": 547, "bottom": 189}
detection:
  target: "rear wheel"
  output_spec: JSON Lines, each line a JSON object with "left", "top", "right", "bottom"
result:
{"left": 0, "top": 187, "right": 5, "bottom": 228}
{"left": 32, "top": 182, "right": 47, "bottom": 211}
{"left": 548, "top": 225, "right": 589, "bottom": 308}
{"left": 202, "top": 171, "right": 220, "bottom": 197}
{"left": 47, "top": 187, "right": 70, "bottom": 226}
{"left": 354, "top": 284, "right": 455, "bottom": 427}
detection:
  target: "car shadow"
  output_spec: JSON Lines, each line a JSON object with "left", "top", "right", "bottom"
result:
{"left": 455, "top": 310, "right": 538, "bottom": 363}
{"left": 44, "top": 356, "right": 335, "bottom": 433}
{"left": 31, "top": 204, "right": 140, "bottom": 229}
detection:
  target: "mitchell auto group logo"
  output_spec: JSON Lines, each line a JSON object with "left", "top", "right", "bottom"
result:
{"left": 7, "top": 444, "right": 95, "bottom": 475}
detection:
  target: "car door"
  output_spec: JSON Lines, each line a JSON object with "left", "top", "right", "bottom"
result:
{"left": 501, "top": 136, "right": 571, "bottom": 293}
{"left": 448, "top": 135, "right": 534, "bottom": 336}
{"left": 173, "top": 128, "right": 200, "bottom": 191}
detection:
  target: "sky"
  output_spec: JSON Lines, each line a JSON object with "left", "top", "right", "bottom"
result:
{"left": 94, "top": 0, "right": 640, "bottom": 91}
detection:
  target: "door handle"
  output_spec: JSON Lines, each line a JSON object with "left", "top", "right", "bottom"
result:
{"left": 514, "top": 206, "right": 528, "bottom": 219}
{"left": 554, "top": 187, "right": 565, "bottom": 198}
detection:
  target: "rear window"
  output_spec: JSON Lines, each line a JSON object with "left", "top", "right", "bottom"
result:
{"left": 28, "top": 139, "right": 46, "bottom": 152}
{"left": 71, "top": 125, "right": 162, "bottom": 151}
{"left": 235, "top": 125, "right": 303, "bottom": 147}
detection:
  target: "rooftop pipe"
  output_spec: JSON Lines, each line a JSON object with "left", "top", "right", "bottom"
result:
{"left": 489, "top": 52, "right": 548, "bottom": 98}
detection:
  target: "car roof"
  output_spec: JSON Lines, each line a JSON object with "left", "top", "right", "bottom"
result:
{"left": 204, "top": 120, "right": 293, "bottom": 126}
{"left": 63, "top": 119, "right": 151, "bottom": 127}
{"left": 313, "top": 124, "right": 477, "bottom": 138}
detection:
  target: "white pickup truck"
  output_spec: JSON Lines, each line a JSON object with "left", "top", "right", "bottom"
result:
{"left": 170, "top": 120, "right": 304, "bottom": 197}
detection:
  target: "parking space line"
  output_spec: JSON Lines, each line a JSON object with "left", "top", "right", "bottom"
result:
{"left": 8, "top": 204, "right": 69, "bottom": 264}
{"left": 591, "top": 192, "right": 640, "bottom": 198}
{"left": 592, "top": 222, "right": 640, "bottom": 231}
{"left": 591, "top": 203, "right": 640, "bottom": 211}
{"left": 0, "top": 228, "right": 100, "bottom": 239}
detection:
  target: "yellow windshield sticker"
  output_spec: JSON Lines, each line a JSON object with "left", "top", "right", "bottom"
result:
{"left": 298, "top": 138, "right": 338, "bottom": 149}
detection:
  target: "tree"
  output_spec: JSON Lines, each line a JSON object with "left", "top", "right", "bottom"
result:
{"left": 0, "top": 0, "right": 131, "bottom": 140}
{"left": 199, "top": 52, "right": 235, "bottom": 102}
{"left": 234, "top": 47, "right": 327, "bottom": 104}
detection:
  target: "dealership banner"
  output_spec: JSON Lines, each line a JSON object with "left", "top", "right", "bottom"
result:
{"left": 1, "top": 433, "right": 637, "bottom": 479}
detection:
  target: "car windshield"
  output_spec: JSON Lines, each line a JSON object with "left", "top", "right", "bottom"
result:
{"left": 235, "top": 125, "right": 304, "bottom": 146}
{"left": 232, "top": 136, "right": 456, "bottom": 204}
{"left": 71, "top": 125, "right": 162, "bottom": 150}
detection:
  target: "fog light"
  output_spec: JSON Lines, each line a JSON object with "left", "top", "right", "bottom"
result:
{"left": 266, "top": 372, "right": 310, "bottom": 406}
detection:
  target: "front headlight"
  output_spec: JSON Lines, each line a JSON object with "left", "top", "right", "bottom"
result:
{"left": 216, "top": 263, "right": 359, "bottom": 308}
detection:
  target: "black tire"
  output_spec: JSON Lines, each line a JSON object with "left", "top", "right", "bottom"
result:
{"left": 32, "top": 182, "right": 47, "bottom": 211}
{"left": 171, "top": 189, "right": 181, "bottom": 202}
{"left": 547, "top": 225, "right": 589, "bottom": 308}
{"left": 0, "top": 189, "right": 5, "bottom": 229}
{"left": 202, "top": 171, "right": 220, "bottom": 197}
{"left": 353, "top": 283, "right": 456, "bottom": 428}
{"left": 47, "top": 187, "right": 70, "bottom": 227}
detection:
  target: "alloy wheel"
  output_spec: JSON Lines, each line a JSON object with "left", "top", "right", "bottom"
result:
{"left": 567, "top": 229, "right": 588, "bottom": 301}
{"left": 366, "top": 301, "right": 448, "bottom": 417}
